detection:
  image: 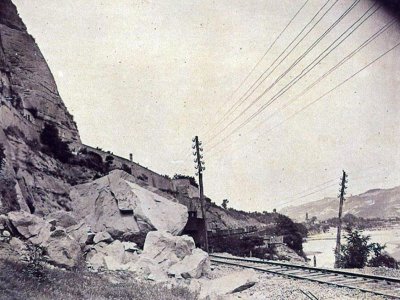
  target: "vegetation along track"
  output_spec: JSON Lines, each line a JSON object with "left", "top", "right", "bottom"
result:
{"left": 210, "top": 255, "right": 400, "bottom": 299}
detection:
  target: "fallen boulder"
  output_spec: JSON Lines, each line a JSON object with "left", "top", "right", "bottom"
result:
{"left": 7, "top": 211, "right": 51, "bottom": 245}
{"left": 93, "top": 231, "right": 113, "bottom": 244}
{"left": 45, "top": 229, "right": 82, "bottom": 268}
{"left": 168, "top": 248, "right": 210, "bottom": 279}
{"left": 70, "top": 170, "right": 188, "bottom": 239}
{"left": 66, "top": 221, "right": 93, "bottom": 248}
{"left": 86, "top": 240, "right": 137, "bottom": 271}
{"left": 46, "top": 211, "right": 78, "bottom": 228}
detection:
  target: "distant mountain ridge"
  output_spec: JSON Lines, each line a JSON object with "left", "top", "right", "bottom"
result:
{"left": 280, "top": 185, "right": 400, "bottom": 222}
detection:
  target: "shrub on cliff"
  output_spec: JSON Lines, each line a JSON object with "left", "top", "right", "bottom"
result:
{"left": 172, "top": 174, "right": 198, "bottom": 188}
{"left": 40, "top": 123, "right": 72, "bottom": 163}
{"left": 273, "top": 214, "right": 306, "bottom": 256}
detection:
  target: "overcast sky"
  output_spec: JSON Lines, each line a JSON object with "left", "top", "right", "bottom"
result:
{"left": 14, "top": 0, "right": 400, "bottom": 212}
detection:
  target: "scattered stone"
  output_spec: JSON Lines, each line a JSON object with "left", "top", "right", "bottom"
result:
{"left": 0, "top": 215, "right": 8, "bottom": 230}
{"left": 168, "top": 248, "right": 210, "bottom": 279}
{"left": 142, "top": 231, "right": 195, "bottom": 264}
{"left": 86, "top": 240, "right": 130, "bottom": 270}
{"left": 121, "top": 241, "right": 138, "bottom": 252}
{"left": 46, "top": 211, "right": 78, "bottom": 228}
{"left": 66, "top": 222, "right": 93, "bottom": 247}
{"left": 93, "top": 231, "right": 113, "bottom": 244}
{"left": 2, "top": 230, "right": 10, "bottom": 237}
{"left": 7, "top": 211, "right": 51, "bottom": 245}
{"left": 199, "top": 270, "right": 257, "bottom": 299}
{"left": 45, "top": 229, "right": 81, "bottom": 269}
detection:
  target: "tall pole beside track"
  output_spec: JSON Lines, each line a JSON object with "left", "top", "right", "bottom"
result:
{"left": 334, "top": 170, "right": 348, "bottom": 268}
{"left": 193, "top": 136, "right": 209, "bottom": 252}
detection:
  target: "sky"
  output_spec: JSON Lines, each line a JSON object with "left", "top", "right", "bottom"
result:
{"left": 13, "top": 0, "right": 400, "bottom": 212}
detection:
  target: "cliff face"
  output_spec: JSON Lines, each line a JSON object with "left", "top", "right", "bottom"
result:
{"left": 0, "top": 0, "right": 79, "bottom": 142}
{"left": 0, "top": 0, "right": 81, "bottom": 214}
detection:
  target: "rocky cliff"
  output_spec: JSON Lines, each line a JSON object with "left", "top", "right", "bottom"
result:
{"left": 0, "top": 0, "right": 81, "bottom": 214}
{"left": 0, "top": 0, "right": 272, "bottom": 235}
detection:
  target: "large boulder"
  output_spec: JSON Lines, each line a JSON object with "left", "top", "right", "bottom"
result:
{"left": 7, "top": 211, "right": 51, "bottom": 245}
{"left": 142, "top": 231, "right": 195, "bottom": 267}
{"left": 45, "top": 229, "right": 82, "bottom": 268}
{"left": 66, "top": 221, "right": 93, "bottom": 248}
{"left": 46, "top": 211, "right": 78, "bottom": 228}
{"left": 93, "top": 231, "right": 113, "bottom": 244}
{"left": 70, "top": 170, "right": 188, "bottom": 239}
{"left": 168, "top": 248, "right": 210, "bottom": 279}
{"left": 86, "top": 240, "right": 138, "bottom": 271}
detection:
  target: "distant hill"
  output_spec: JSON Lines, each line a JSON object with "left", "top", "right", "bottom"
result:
{"left": 280, "top": 186, "right": 400, "bottom": 222}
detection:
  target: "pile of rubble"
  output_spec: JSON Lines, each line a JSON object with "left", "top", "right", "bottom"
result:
{"left": 0, "top": 210, "right": 257, "bottom": 299}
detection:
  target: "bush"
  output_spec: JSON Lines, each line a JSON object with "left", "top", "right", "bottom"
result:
{"left": 273, "top": 214, "right": 305, "bottom": 255}
{"left": 210, "top": 235, "right": 266, "bottom": 258}
{"left": 40, "top": 123, "right": 72, "bottom": 163}
{"left": 368, "top": 253, "right": 398, "bottom": 269}
{"left": 121, "top": 163, "right": 132, "bottom": 174}
{"left": 173, "top": 174, "right": 198, "bottom": 188}
{"left": 338, "top": 228, "right": 371, "bottom": 268}
{"left": 338, "top": 227, "right": 398, "bottom": 269}
{"left": 105, "top": 155, "right": 114, "bottom": 172}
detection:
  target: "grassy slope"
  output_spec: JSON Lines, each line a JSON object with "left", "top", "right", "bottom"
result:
{"left": 0, "top": 259, "right": 197, "bottom": 300}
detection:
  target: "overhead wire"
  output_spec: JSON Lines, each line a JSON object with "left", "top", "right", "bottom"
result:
{"left": 206, "top": 0, "right": 355, "bottom": 142}
{"left": 201, "top": 0, "right": 311, "bottom": 138}
{"left": 206, "top": 18, "right": 396, "bottom": 161}
{"left": 206, "top": 2, "right": 381, "bottom": 155}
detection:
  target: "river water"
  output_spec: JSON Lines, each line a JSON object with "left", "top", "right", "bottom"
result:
{"left": 303, "top": 227, "right": 400, "bottom": 268}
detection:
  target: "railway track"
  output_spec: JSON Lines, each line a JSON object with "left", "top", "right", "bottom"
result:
{"left": 210, "top": 254, "right": 400, "bottom": 299}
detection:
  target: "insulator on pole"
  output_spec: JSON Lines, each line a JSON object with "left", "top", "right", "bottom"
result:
{"left": 199, "top": 141, "right": 202, "bottom": 146}
{"left": 194, "top": 159, "right": 198, "bottom": 163}
{"left": 192, "top": 152, "right": 197, "bottom": 156}
{"left": 192, "top": 145, "right": 196, "bottom": 149}
{"left": 192, "top": 138, "right": 196, "bottom": 142}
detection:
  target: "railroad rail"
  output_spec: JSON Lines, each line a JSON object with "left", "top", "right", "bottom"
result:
{"left": 210, "top": 254, "right": 400, "bottom": 299}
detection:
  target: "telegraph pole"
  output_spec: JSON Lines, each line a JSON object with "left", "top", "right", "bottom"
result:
{"left": 334, "top": 170, "right": 348, "bottom": 268}
{"left": 192, "top": 136, "right": 209, "bottom": 252}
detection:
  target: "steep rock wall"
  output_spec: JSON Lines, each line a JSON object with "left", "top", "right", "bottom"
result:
{"left": 0, "top": 0, "right": 81, "bottom": 214}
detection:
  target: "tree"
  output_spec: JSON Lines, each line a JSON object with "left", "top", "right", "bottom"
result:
{"left": 338, "top": 228, "right": 371, "bottom": 268}
{"left": 221, "top": 199, "right": 229, "bottom": 209}
{"left": 338, "top": 227, "right": 398, "bottom": 269}
{"left": 273, "top": 214, "right": 305, "bottom": 255}
{"left": 105, "top": 155, "right": 114, "bottom": 172}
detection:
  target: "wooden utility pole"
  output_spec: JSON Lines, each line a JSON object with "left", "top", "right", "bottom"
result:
{"left": 334, "top": 170, "right": 348, "bottom": 268}
{"left": 193, "top": 136, "right": 209, "bottom": 252}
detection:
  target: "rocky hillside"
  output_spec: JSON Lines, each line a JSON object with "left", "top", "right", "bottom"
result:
{"left": 0, "top": 0, "right": 266, "bottom": 235}
{"left": 0, "top": 0, "right": 82, "bottom": 214}
{"left": 280, "top": 186, "right": 400, "bottom": 222}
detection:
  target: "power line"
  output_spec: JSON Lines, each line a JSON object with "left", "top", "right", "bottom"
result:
{"left": 201, "top": 0, "right": 310, "bottom": 138}
{"left": 276, "top": 163, "right": 390, "bottom": 209}
{"left": 207, "top": 1, "right": 373, "bottom": 153}
{"left": 207, "top": 25, "right": 397, "bottom": 161}
{"left": 247, "top": 18, "right": 395, "bottom": 134}
{"left": 206, "top": 0, "right": 353, "bottom": 142}
{"left": 204, "top": 0, "right": 336, "bottom": 140}
{"left": 257, "top": 39, "right": 400, "bottom": 142}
